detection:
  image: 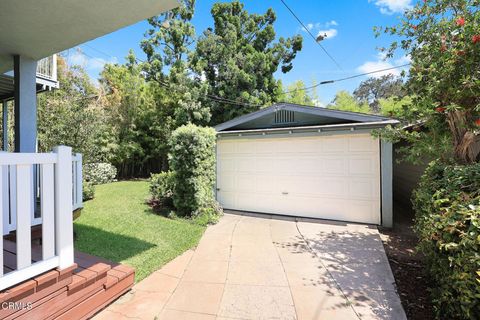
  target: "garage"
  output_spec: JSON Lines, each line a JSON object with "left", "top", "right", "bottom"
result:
{"left": 215, "top": 103, "right": 398, "bottom": 227}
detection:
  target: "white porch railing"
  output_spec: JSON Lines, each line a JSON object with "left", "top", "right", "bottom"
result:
{"left": 36, "top": 55, "right": 57, "bottom": 83}
{"left": 0, "top": 146, "right": 76, "bottom": 291}
{"left": 2, "top": 153, "right": 83, "bottom": 235}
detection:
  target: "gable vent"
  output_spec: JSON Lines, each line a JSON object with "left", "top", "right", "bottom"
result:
{"left": 274, "top": 110, "right": 295, "bottom": 124}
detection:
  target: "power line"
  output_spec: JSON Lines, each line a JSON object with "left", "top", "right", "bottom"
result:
{"left": 83, "top": 44, "right": 117, "bottom": 60}
{"left": 280, "top": 63, "right": 411, "bottom": 95}
{"left": 153, "top": 78, "right": 263, "bottom": 107}
{"left": 278, "top": 0, "right": 343, "bottom": 71}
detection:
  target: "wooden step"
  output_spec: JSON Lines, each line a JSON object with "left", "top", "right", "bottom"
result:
{"left": 1, "top": 243, "right": 134, "bottom": 320}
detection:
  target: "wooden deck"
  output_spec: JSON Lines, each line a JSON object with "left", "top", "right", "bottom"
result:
{"left": 0, "top": 240, "right": 134, "bottom": 319}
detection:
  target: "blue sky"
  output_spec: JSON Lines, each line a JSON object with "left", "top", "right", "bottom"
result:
{"left": 67, "top": 0, "right": 412, "bottom": 105}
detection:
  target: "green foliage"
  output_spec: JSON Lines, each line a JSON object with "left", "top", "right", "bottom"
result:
{"left": 38, "top": 57, "right": 108, "bottom": 163}
{"left": 82, "top": 181, "right": 96, "bottom": 201}
{"left": 100, "top": 53, "right": 172, "bottom": 177}
{"left": 413, "top": 160, "right": 480, "bottom": 319}
{"left": 192, "top": 200, "right": 223, "bottom": 226}
{"left": 378, "top": 96, "right": 413, "bottom": 118}
{"left": 327, "top": 91, "right": 370, "bottom": 113}
{"left": 141, "top": 0, "right": 196, "bottom": 75}
{"left": 190, "top": 1, "right": 303, "bottom": 124}
{"left": 84, "top": 163, "right": 117, "bottom": 185}
{"left": 353, "top": 75, "right": 405, "bottom": 113}
{"left": 169, "top": 124, "right": 218, "bottom": 219}
{"left": 276, "top": 80, "right": 320, "bottom": 106}
{"left": 376, "top": 0, "right": 480, "bottom": 163}
{"left": 141, "top": 0, "right": 211, "bottom": 130}
{"left": 149, "top": 171, "right": 175, "bottom": 209}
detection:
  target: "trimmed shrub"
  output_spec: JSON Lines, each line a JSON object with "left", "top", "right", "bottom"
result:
{"left": 168, "top": 124, "right": 219, "bottom": 218}
{"left": 84, "top": 163, "right": 117, "bottom": 185}
{"left": 412, "top": 160, "right": 480, "bottom": 319}
{"left": 149, "top": 171, "right": 175, "bottom": 209}
{"left": 83, "top": 181, "right": 96, "bottom": 201}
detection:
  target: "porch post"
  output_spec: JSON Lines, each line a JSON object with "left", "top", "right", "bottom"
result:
{"left": 13, "top": 55, "right": 37, "bottom": 153}
{"left": 53, "top": 146, "right": 74, "bottom": 269}
{"left": 2, "top": 100, "right": 7, "bottom": 151}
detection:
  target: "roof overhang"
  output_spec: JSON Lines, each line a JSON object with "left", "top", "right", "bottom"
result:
{"left": 0, "top": 0, "right": 179, "bottom": 73}
{"left": 216, "top": 120, "right": 399, "bottom": 138}
{"left": 215, "top": 103, "right": 397, "bottom": 133}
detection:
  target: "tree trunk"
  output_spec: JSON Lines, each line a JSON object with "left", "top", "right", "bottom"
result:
{"left": 447, "top": 111, "right": 480, "bottom": 164}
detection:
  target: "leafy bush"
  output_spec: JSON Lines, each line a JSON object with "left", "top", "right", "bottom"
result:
{"left": 168, "top": 124, "right": 220, "bottom": 220}
{"left": 413, "top": 161, "right": 480, "bottom": 319}
{"left": 149, "top": 171, "right": 175, "bottom": 209}
{"left": 84, "top": 163, "right": 117, "bottom": 185}
{"left": 83, "top": 181, "right": 96, "bottom": 201}
{"left": 192, "top": 200, "right": 223, "bottom": 226}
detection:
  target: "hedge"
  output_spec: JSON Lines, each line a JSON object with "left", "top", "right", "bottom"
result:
{"left": 168, "top": 124, "right": 218, "bottom": 216}
{"left": 412, "top": 160, "right": 480, "bottom": 319}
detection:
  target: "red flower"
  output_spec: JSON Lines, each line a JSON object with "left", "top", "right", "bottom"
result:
{"left": 456, "top": 17, "right": 465, "bottom": 26}
{"left": 473, "top": 35, "right": 480, "bottom": 44}
{"left": 475, "top": 119, "right": 480, "bottom": 126}
{"left": 435, "top": 107, "right": 446, "bottom": 113}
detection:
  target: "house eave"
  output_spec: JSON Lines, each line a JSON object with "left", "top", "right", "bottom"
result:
{"left": 0, "top": 0, "right": 179, "bottom": 73}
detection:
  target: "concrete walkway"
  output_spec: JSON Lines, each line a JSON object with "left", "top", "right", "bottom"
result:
{"left": 94, "top": 212, "right": 406, "bottom": 320}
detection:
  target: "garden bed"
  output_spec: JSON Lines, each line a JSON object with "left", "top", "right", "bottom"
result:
{"left": 379, "top": 208, "right": 434, "bottom": 320}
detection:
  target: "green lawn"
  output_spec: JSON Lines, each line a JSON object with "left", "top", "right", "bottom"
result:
{"left": 73, "top": 180, "right": 206, "bottom": 282}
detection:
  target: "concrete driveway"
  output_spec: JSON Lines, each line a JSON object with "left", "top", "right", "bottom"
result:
{"left": 94, "top": 212, "right": 406, "bottom": 320}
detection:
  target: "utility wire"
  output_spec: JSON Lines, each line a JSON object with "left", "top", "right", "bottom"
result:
{"left": 77, "top": 44, "right": 409, "bottom": 106}
{"left": 280, "top": 63, "right": 411, "bottom": 95}
{"left": 279, "top": 0, "right": 343, "bottom": 71}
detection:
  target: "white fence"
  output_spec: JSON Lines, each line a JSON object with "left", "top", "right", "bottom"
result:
{"left": 0, "top": 146, "right": 78, "bottom": 290}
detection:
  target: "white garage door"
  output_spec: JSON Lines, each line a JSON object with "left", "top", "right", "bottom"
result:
{"left": 216, "top": 133, "right": 381, "bottom": 224}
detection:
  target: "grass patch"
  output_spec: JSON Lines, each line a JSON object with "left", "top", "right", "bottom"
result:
{"left": 74, "top": 180, "right": 206, "bottom": 282}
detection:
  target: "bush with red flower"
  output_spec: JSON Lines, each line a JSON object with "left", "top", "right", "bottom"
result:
{"left": 376, "top": 0, "right": 480, "bottom": 164}
{"left": 376, "top": 1, "right": 480, "bottom": 318}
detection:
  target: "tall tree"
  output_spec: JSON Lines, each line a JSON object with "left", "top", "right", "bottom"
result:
{"left": 141, "top": 0, "right": 196, "bottom": 75}
{"left": 190, "top": 1, "right": 303, "bottom": 124}
{"left": 100, "top": 52, "right": 171, "bottom": 177}
{"left": 353, "top": 74, "right": 405, "bottom": 113}
{"left": 37, "top": 56, "right": 107, "bottom": 163}
{"left": 141, "top": 0, "right": 210, "bottom": 127}
{"left": 376, "top": 0, "right": 480, "bottom": 163}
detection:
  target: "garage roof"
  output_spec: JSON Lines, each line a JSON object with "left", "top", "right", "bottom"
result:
{"left": 215, "top": 103, "right": 398, "bottom": 132}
